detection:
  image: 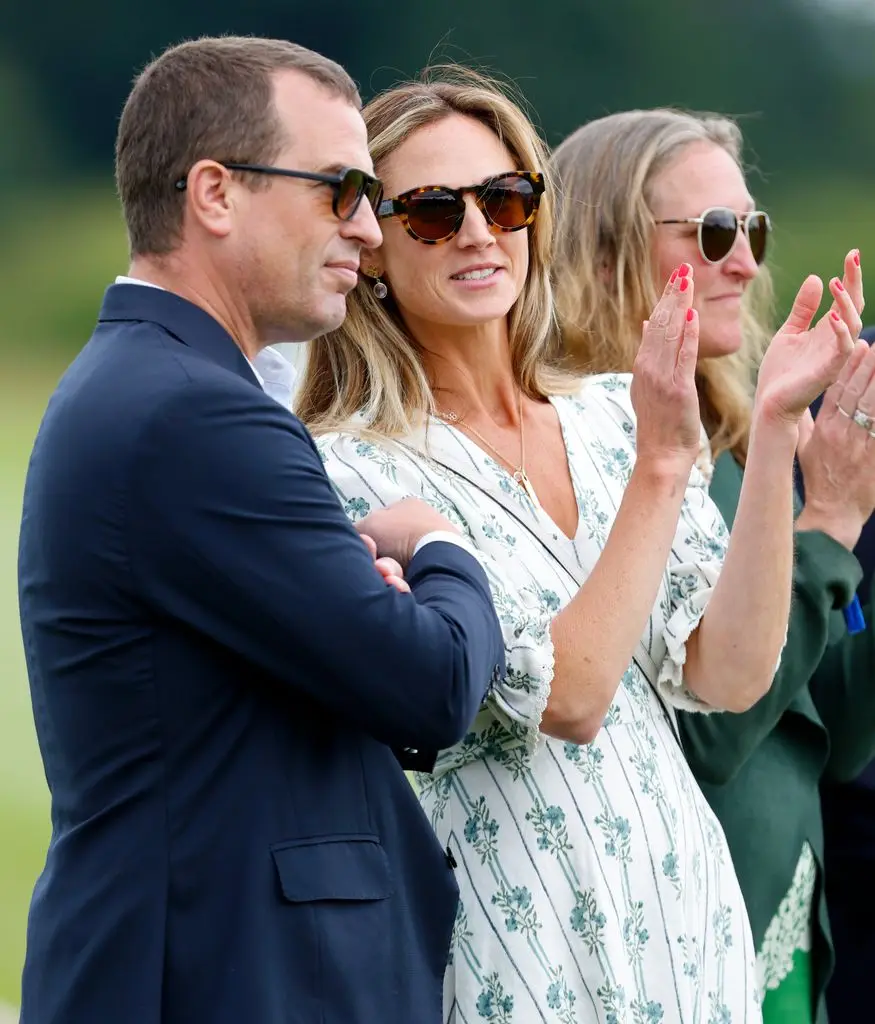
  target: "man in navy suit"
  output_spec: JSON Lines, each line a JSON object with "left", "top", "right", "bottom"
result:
{"left": 17, "top": 37, "right": 505, "bottom": 1024}
{"left": 822, "top": 325, "right": 875, "bottom": 1023}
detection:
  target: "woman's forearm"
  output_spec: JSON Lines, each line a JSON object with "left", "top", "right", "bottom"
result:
{"left": 544, "top": 457, "right": 690, "bottom": 743}
{"left": 684, "top": 411, "right": 799, "bottom": 710}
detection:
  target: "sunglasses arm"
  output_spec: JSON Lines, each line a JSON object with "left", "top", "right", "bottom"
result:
{"left": 377, "top": 198, "right": 403, "bottom": 219}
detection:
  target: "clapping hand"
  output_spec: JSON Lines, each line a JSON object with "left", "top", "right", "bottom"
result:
{"left": 631, "top": 263, "right": 702, "bottom": 476}
{"left": 753, "top": 250, "right": 862, "bottom": 426}
{"left": 796, "top": 310, "right": 875, "bottom": 551}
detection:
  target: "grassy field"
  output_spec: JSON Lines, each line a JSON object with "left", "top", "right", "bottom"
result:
{"left": 0, "top": 360, "right": 66, "bottom": 1006}
{"left": 0, "top": 191, "right": 129, "bottom": 1006}
{"left": 0, "top": 187, "right": 129, "bottom": 1003}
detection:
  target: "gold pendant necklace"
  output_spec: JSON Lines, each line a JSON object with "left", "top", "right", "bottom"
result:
{"left": 439, "top": 389, "right": 539, "bottom": 506}
{"left": 512, "top": 467, "right": 539, "bottom": 506}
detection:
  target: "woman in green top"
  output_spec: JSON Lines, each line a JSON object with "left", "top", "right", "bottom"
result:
{"left": 551, "top": 109, "right": 875, "bottom": 1023}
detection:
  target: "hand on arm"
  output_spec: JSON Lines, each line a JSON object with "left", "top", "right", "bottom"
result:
{"left": 354, "top": 497, "right": 464, "bottom": 567}
{"left": 358, "top": 533, "right": 410, "bottom": 593}
{"left": 357, "top": 498, "right": 468, "bottom": 593}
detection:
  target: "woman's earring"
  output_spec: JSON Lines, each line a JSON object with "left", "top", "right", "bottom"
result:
{"left": 365, "top": 265, "right": 388, "bottom": 300}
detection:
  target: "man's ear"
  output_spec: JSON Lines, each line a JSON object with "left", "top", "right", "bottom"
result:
{"left": 185, "top": 160, "right": 235, "bottom": 239}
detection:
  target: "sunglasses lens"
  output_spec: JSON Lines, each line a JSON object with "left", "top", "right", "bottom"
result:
{"left": 334, "top": 169, "right": 368, "bottom": 220}
{"left": 700, "top": 208, "right": 739, "bottom": 263}
{"left": 405, "top": 190, "right": 464, "bottom": 241}
{"left": 369, "top": 180, "right": 384, "bottom": 214}
{"left": 747, "top": 212, "right": 769, "bottom": 265}
{"left": 481, "top": 176, "right": 538, "bottom": 230}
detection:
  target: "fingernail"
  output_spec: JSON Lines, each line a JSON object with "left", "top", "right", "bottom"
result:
{"left": 670, "top": 269, "right": 678, "bottom": 284}
{"left": 831, "top": 311, "right": 841, "bottom": 321}
{"left": 686, "top": 308, "right": 694, "bottom": 322}
{"left": 680, "top": 277, "right": 689, "bottom": 292}
{"left": 854, "top": 250, "right": 861, "bottom": 267}
{"left": 835, "top": 279, "right": 845, "bottom": 292}
{"left": 678, "top": 263, "right": 691, "bottom": 278}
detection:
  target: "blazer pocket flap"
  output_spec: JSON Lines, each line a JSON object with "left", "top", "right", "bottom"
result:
{"left": 271, "top": 834, "right": 394, "bottom": 903}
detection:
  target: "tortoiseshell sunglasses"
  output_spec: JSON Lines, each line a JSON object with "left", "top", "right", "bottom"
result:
{"left": 378, "top": 171, "right": 545, "bottom": 244}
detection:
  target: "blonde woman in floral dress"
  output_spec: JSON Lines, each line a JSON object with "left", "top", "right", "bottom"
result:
{"left": 296, "top": 70, "right": 856, "bottom": 1023}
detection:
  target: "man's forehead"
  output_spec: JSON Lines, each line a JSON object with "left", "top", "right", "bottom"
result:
{"left": 272, "top": 70, "right": 373, "bottom": 173}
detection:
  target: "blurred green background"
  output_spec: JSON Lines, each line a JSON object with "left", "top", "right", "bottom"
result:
{"left": 1, "top": 0, "right": 874, "bottom": 1008}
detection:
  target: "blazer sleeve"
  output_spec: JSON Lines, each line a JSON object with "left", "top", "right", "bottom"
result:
{"left": 810, "top": 578, "right": 875, "bottom": 783}
{"left": 679, "top": 528, "right": 862, "bottom": 785}
{"left": 126, "top": 380, "right": 505, "bottom": 752}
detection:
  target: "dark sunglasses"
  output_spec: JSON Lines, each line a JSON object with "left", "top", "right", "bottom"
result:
{"left": 655, "top": 207, "right": 772, "bottom": 265}
{"left": 378, "top": 171, "right": 545, "bottom": 244}
{"left": 174, "top": 162, "right": 383, "bottom": 222}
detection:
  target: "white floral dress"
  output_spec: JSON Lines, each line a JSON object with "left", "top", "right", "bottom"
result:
{"left": 317, "top": 374, "right": 761, "bottom": 1024}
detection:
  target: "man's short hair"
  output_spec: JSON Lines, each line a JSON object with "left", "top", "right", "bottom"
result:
{"left": 115, "top": 36, "right": 360, "bottom": 256}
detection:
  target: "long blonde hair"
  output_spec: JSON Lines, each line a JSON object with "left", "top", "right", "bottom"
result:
{"left": 297, "top": 66, "right": 576, "bottom": 436}
{"left": 551, "top": 109, "right": 775, "bottom": 463}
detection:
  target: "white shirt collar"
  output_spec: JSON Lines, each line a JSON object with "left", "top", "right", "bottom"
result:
{"left": 114, "top": 275, "right": 298, "bottom": 409}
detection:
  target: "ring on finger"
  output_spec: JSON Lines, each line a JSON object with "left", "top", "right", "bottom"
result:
{"left": 852, "top": 408, "right": 875, "bottom": 432}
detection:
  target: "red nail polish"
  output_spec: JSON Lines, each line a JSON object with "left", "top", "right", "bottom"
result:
{"left": 835, "top": 279, "right": 845, "bottom": 292}
{"left": 854, "top": 251, "right": 861, "bottom": 267}
{"left": 670, "top": 269, "right": 678, "bottom": 284}
{"left": 678, "top": 264, "right": 690, "bottom": 278}
{"left": 686, "top": 308, "right": 694, "bottom": 322}
{"left": 680, "top": 277, "right": 689, "bottom": 292}
{"left": 831, "top": 311, "right": 841, "bottom": 322}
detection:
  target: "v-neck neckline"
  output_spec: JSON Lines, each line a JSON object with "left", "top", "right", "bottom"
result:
{"left": 424, "top": 395, "right": 584, "bottom": 544}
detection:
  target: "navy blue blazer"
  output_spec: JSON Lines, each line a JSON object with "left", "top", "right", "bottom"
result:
{"left": 17, "top": 284, "right": 505, "bottom": 1024}
{"left": 817, "top": 325, "right": 875, "bottom": 792}
{"left": 819, "top": 326, "right": 875, "bottom": 1022}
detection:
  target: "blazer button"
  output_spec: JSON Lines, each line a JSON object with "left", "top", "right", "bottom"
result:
{"left": 404, "top": 747, "right": 419, "bottom": 755}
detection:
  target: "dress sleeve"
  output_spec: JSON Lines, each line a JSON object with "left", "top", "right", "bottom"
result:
{"left": 658, "top": 469, "right": 728, "bottom": 711}
{"left": 318, "top": 431, "right": 555, "bottom": 752}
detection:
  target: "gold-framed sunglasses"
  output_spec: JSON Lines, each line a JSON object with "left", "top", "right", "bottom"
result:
{"left": 655, "top": 206, "right": 772, "bottom": 265}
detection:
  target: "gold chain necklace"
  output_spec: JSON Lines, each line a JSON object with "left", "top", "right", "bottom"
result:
{"left": 438, "top": 389, "right": 539, "bottom": 506}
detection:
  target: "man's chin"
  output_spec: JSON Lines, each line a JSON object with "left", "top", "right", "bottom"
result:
{"left": 270, "top": 297, "right": 347, "bottom": 343}
{"left": 315, "top": 294, "right": 348, "bottom": 336}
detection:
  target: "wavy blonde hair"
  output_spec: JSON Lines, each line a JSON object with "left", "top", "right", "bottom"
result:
{"left": 551, "top": 109, "right": 775, "bottom": 464}
{"left": 297, "top": 66, "right": 577, "bottom": 436}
